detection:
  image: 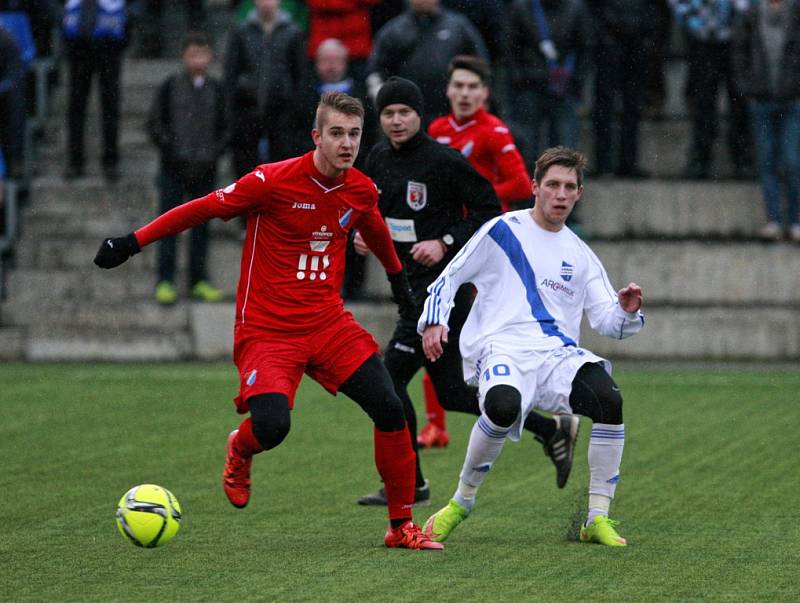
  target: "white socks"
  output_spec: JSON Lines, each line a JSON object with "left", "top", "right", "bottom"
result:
{"left": 453, "top": 415, "right": 510, "bottom": 511}
{"left": 586, "top": 423, "right": 625, "bottom": 524}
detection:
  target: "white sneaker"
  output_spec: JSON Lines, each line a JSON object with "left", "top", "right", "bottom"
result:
{"left": 789, "top": 224, "right": 800, "bottom": 243}
{"left": 758, "top": 221, "right": 782, "bottom": 241}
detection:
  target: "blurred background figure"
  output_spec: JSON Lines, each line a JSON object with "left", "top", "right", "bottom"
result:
{"left": 136, "top": 0, "right": 207, "bottom": 58}
{"left": 366, "top": 0, "right": 488, "bottom": 125}
{"left": 62, "top": 0, "right": 142, "bottom": 182}
{"left": 590, "top": 0, "right": 658, "bottom": 179}
{"left": 224, "top": 0, "right": 304, "bottom": 178}
{"left": 671, "top": 0, "right": 753, "bottom": 180}
{"left": 0, "top": 23, "right": 26, "bottom": 180}
{"left": 146, "top": 31, "right": 227, "bottom": 305}
{"left": 506, "top": 0, "right": 590, "bottom": 173}
{"left": 733, "top": 0, "right": 800, "bottom": 242}
{"left": 306, "top": 0, "right": 378, "bottom": 83}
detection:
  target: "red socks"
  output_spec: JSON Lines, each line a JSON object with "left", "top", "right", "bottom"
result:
{"left": 374, "top": 426, "right": 416, "bottom": 522}
{"left": 423, "top": 372, "right": 447, "bottom": 430}
{"left": 234, "top": 417, "right": 263, "bottom": 458}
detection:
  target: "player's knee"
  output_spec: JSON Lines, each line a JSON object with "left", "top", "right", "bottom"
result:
{"left": 372, "top": 387, "right": 407, "bottom": 432}
{"left": 601, "top": 387, "right": 623, "bottom": 425}
{"left": 483, "top": 385, "right": 522, "bottom": 428}
{"left": 248, "top": 393, "right": 292, "bottom": 450}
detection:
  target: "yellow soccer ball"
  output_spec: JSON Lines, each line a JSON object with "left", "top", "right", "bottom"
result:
{"left": 116, "top": 484, "right": 182, "bottom": 548}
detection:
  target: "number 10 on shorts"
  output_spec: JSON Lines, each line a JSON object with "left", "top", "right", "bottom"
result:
{"left": 483, "top": 364, "right": 510, "bottom": 382}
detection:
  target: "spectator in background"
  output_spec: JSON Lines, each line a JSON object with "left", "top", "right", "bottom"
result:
{"left": 366, "top": 0, "right": 489, "bottom": 124}
{"left": 507, "top": 0, "right": 590, "bottom": 173}
{"left": 224, "top": 0, "right": 304, "bottom": 178}
{"left": 293, "top": 38, "right": 376, "bottom": 299}
{"left": 306, "top": 0, "right": 378, "bottom": 82}
{"left": 0, "top": 0, "right": 62, "bottom": 61}
{"left": 136, "top": 0, "right": 207, "bottom": 58}
{"left": 590, "top": 0, "right": 657, "bottom": 178}
{"left": 671, "top": 0, "right": 753, "bottom": 180}
{"left": 146, "top": 31, "right": 227, "bottom": 305}
{"left": 0, "top": 24, "right": 26, "bottom": 180}
{"left": 733, "top": 0, "right": 800, "bottom": 242}
{"left": 442, "top": 0, "right": 508, "bottom": 66}
{"left": 62, "top": 0, "right": 141, "bottom": 182}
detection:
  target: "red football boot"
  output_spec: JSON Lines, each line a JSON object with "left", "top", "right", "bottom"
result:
{"left": 384, "top": 521, "right": 444, "bottom": 550}
{"left": 416, "top": 422, "right": 450, "bottom": 449}
{"left": 223, "top": 430, "right": 252, "bottom": 508}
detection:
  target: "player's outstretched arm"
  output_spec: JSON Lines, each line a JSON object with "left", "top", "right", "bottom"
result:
{"left": 94, "top": 233, "right": 141, "bottom": 269}
{"left": 618, "top": 282, "right": 643, "bottom": 313}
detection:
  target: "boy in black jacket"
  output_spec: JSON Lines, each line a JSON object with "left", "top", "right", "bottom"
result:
{"left": 146, "top": 32, "right": 228, "bottom": 304}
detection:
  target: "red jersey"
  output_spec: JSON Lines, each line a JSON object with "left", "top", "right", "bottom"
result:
{"left": 428, "top": 108, "right": 531, "bottom": 212}
{"left": 135, "top": 151, "right": 402, "bottom": 332}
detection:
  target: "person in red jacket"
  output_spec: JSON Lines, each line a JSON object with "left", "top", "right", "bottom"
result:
{"left": 93, "top": 92, "right": 442, "bottom": 551}
{"left": 421, "top": 55, "right": 533, "bottom": 448}
{"left": 306, "top": 0, "right": 379, "bottom": 81}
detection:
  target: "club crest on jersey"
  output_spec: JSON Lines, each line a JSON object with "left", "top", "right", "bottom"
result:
{"left": 460, "top": 140, "right": 474, "bottom": 158}
{"left": 560, "top": 261, "right": 574, "bottom": 282}
{"left": 406, "top": 181, "right": 427, "bottom": 211}
{"left": 339, "top": 208, "right": 353, "bottom": 228}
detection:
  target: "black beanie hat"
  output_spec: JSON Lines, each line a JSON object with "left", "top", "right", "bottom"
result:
{"left": 376, "top": 77, "right": 424, "bottom": 117}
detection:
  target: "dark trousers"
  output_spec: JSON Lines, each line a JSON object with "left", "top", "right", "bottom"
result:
{"left": 157, "top": 164, "right": 216, "bottom": 285}
{"left": 685, "top": 39, "right": 751, "bottom": 170}
{"left": 231, "top": 108, "right": 295, "bottom": 178}
{"left": 66, "top": 43, "right": 123, "bottom": 169}
{"left": 592, "top": 36, "right": 649, "bottom": 173}
{"left": 0, "top": 85, "right": 26, "bottom": 176}
{"left": 384, "top": 285, "right": 478, "bottom": 485}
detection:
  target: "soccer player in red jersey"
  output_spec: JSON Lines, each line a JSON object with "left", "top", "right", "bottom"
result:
{"left": 428, "top": 55, "right": 532, "bottom": 214}
{"left": 94, "top": 92, "right": 442, "bottom": 550}
{"left": 420, "top": 55, "right": 534, "bottom": 450}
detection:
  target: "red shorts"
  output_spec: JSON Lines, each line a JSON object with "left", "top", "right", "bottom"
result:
{"left": 232, "top": 311, "right": 380, "bottom": 413}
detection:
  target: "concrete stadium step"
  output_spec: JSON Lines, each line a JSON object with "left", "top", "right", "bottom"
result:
{"left": 582, "top": 306, "right": 800, "bottom": 360}
{"left": 358, "top": 239, "right": 800, "bottom": 304}
{"left": 24, "top": 326, "right": 192, "bottom": 361}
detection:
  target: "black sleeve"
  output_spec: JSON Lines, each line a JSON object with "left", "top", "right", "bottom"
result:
{"left": 444, "top": 153, "right": 501, "bottom": 248}
{"left": 145, "top": 77, "right": 172, "bottom": 151}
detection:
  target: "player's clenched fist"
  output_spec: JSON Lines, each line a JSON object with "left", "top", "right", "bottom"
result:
{"left": 617, "top": 282, "right": 643, "bottom": 313}
{"left": 94, "top": 233, "right": 140, "bottom": 269}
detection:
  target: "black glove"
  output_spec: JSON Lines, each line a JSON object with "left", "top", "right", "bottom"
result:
{"left": 94, "top": 233, "right": 141, "bottom": 269}
{"left": 387, "top": 270, "right": 419, "bottom": 321}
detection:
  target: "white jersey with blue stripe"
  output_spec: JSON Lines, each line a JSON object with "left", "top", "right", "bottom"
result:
{"left": 417, "top": 210, "right": 644, "bottom": 379}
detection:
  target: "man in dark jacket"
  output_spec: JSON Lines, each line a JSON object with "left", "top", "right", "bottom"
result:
{"left": 365, "top": 0, "right": 488, "bottom": 123}
{"left": 353, "top": 77, "right": 574, "bottom": 506}
{"left": 733, "top": 0, "right": 800, "bottom": 242}
{"left": 146, "top": 32, "right": 228, "bottom": 304}
{"left": 224, "top": 0, "right": 304, "bottom": 177}
{"left": 507, "top": 0, "right": 591, "bottom": 171}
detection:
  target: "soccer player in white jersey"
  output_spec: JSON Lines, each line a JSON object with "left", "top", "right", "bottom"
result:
{"left": 419, "top": 146, "right": 644, "bottom": 546}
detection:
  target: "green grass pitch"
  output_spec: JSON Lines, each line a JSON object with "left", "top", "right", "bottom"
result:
{"left": 1, "top": 362, "right": 798, "bottom": 601}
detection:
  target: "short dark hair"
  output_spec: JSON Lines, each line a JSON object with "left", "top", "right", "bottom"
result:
{"left": 534, "top": 146, "right": 587, "bottom": 187}
{"left": 182, "top": 31, "right": 212, "bottom": 51}
{"left": 316, "top": 92, "right": 365, "bottom": 130}
{"left": 448, "top": 54, "right": 491, "bottom": 84}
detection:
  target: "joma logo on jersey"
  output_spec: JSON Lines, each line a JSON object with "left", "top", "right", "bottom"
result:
{"left": 293, "top": 201, "right": 316, "bottom": 210}
{"left": 540, "top": 278, "right": 575, "bottom": 298}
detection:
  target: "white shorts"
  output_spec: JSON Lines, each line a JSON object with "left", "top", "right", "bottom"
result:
{"left": 476, "top": 345, "right": 611, "bottom": 441}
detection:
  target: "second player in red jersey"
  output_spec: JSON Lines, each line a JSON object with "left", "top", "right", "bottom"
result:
{"left": 94, "top": 92, "right": 442, "bottom": 550}
{"left": 428, "top": 56, "right": 532, "bottom": 213}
